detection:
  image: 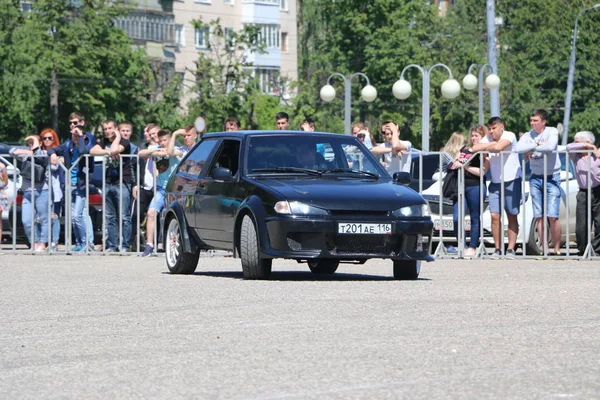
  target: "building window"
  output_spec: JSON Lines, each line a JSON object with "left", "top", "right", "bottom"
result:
{"left": 195, "top": 28, "right": 209, "bottom": 49}
{"left": 281, "top": 32, "right": 288, "bottom": 52}
{"left": 253, "top": 24, "right": 279, "bottom": 48}
{"left": 256, "top": 68, "right": 280, "bottom": 94}
{"left": 19, "top": 1, "right": 33, "bottom": 12}
{"left": 175, "top": 24, "right": 185, "bottom": 47}
{"left": 280, "top": 0, "right": 288, "bottom": 11}
{"left": 224, "top": 27, "right": 235, "bottom": 51}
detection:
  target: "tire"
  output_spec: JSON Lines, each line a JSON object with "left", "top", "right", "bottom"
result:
{"left": 308, "top": 259, "right": 339, "bottom": 274}
{"left": 165, "top": 217, "right": 199, "bottom": 274}
{"left": 393, "top": 260, "right": 421, "bottom": 280}
{"left": 240, "top": 215, "right": 272, "bottom": 280}
{"left": 526, "top": 218, "right": 548, "bottom": 255}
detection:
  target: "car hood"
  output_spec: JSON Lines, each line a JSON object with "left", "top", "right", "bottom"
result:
{"left": 254, "top": 177, "right": 425, "bottom": 210}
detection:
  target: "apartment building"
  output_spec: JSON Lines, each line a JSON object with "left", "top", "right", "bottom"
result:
{"left": 114, "top": 1, "right": 177, "bottom": 100}
{"left": 172, "top": 0, "right": 298, "bottom": 105}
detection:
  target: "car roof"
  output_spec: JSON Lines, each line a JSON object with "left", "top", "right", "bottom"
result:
{"left": 201, "top": 130, "right": 348, "bottom": 140}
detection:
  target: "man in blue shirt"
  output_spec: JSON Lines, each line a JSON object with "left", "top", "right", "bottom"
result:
{"left": 47, "top": 112, "right": 96, "bottom": 252}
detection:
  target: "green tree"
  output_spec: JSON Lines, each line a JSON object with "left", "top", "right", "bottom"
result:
{"left": 185, "top": 18, "right": 271, "bottom": 132}
{"left": 0, "top": 0, "right": 181, "bottom": 142}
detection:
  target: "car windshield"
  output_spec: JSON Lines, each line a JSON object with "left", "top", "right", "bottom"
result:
{"left": 246, "top": 134, "right": 386, "bottom": 178}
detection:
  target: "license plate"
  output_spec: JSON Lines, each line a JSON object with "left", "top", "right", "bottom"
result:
{"left": 433, "top": 219, "right": 471, "bottom": 231}
{"left": 338, "top": 223, "right": 392, "bottom": 235}
{"left": 433, "top": 219, "right": 453, "bottom": 231}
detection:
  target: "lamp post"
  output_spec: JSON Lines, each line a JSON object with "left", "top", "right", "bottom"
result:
{"left": 462, "top": 63, "right": 501, "bottom": 125}
{"left": 320, "top": 73, "right": 377, "bottom": 135}
{"left": 562, "top": 3, "right": 600, "bottom": 145}
{"left": 392, "top": 64, "right": 461, "bottom": 152}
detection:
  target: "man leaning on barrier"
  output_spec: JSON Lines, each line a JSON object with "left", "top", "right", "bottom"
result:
{"left": 47, "top": 112, "right": 96, "bottom": 252}
{"left": 90, "top": 120, "right": 134, "bottom": 252}
{"left": 472, "top": 116, "right": 522, "bottom": 258}
{"left": 566, "top": 131, "right": 600, "bottom": 256}
{"left": 516, "top": 109, "right": 562, "bottom": 255}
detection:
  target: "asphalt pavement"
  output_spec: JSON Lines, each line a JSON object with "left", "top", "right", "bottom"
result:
{"left": 0, "top": 254, "right": 599, "bottom": 399}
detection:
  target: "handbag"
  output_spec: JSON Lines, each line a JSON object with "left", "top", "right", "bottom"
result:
{"left": 442, "top": 169, "right": 458, "bottom": 201}
{"left": 21, "top": 159, "right": 47, "bottom": 184}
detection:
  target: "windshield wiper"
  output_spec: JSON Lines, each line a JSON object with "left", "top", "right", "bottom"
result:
{"left": 252, "top": 167, "right": 321, "bottom": 176}
{"left": 322, "top": 168, "right": 380, "bottom": 179}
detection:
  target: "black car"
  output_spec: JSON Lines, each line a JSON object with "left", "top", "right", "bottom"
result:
{"left": 161, "top": 131, "right": 434, "bottom": 280}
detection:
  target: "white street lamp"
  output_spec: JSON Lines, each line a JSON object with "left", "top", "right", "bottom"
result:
{"left": 562, "top": 3, "right": 600, "bottom": 145}
{"left": 392, "top": 64, "right": 460, "bottom": 151}
{"left": 319, "top": 84, "right": 336, "bottom": 102}
{"left": 463, "top": 63, "right": 500, "bottom": 125}
{"left": 320, "top": 73, "right": 377, "bottom": 135}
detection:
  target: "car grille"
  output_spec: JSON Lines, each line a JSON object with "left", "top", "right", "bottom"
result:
{"left": 328, "top": 234, "right": 398, "bottom": 256}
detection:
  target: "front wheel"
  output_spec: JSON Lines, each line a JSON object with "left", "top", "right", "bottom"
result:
{"left": 308, "top": 259, "right": 339, "bottom": 274}
{"left": 393, "top": 260, "right": 421, "bottom": 280}
{"left": 240, "top": 215, "right": 272, "bottom": 280}
{"left": 165, "top": 217, "right": 199, "bottom": 274}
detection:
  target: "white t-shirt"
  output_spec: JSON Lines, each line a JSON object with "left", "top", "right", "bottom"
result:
{"left": 488, "top": 130, "right": 522, "bottom": 183}
{"left": 378, "top": 140, "right": 412, "bottom": 174}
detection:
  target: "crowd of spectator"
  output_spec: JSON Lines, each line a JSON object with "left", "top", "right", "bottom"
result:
{"left": 0, "top": 108, "right": 599, "bottom": 258}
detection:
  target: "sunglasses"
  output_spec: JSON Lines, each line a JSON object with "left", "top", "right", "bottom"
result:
{"left": 42, "top": 136, "right": 53, "bottom": 141}
{"left": 357, "top": 134, "right": 366, "bottom": 139}
{"left": 69, "top": 120, "right": 79, "bottom": 125}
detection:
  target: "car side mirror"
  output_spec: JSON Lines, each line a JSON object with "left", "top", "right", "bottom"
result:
{"left": 211, "top": 167, "right": 233, "bottom": 182}
{"left": 393, "top": 171, "right": 412, "bottom": 185}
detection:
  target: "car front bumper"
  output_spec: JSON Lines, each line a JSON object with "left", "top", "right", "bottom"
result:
{"left": 263, "top": 217, "right": 434, "bottom": 261}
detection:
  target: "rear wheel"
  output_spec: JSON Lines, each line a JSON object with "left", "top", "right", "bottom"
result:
{"left": 308, "top": 259, "right": 339, "bottom": 274}
{"left": 526, "top": 218, "right": 551, "bottom": 255}
{"left": 165, "top": 217, "right": 199, "bottom": 274}
{"left": 240, "top": 215, "right": 272, "bottom": 280}
{"left": 393, "top": 260, "right": 421, "bottom": 280}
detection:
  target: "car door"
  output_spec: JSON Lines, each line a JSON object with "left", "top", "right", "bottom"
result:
{"left": 173, "top": 138, "right": 219, "bottom": 241}
{"left": 200, "top": 139, "right": 242, "bottom": 247}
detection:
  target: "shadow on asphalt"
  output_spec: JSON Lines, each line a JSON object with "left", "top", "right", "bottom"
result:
{"left": 163, "top": 270, "right": 431, "bottom": 282}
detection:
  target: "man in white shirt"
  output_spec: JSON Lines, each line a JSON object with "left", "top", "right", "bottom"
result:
{"left": 371, "top": 121, "right": 411, "bottom": 174}
{"left": 515, "top": 109, "right": 562, "bottom": 255}
{"left": 472, "top": 116, "right": 522, "bottom": 258}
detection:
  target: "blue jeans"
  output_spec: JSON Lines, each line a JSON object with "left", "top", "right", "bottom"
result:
{"left": 22, "top": 189, "right": 50, "bottom": 245}
{"left": 51, "top": 201, "right": 61, "bottom": 245}
{"left": 453, "top": 185, "right": 487, "bottom": 249}
{"left": 71, "top": 188, "right": 94, "bottom": 247}
{"left": 530, "top": 173, "right": 562, "bottom": 218}
{"left": 105, "top": 183, "right": 132, "bottom": 250}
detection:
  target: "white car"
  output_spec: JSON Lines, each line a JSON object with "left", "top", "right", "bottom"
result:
{"left": 1, "top": 156, "right": 22, "bottom": 240}
{"left": 422, "top": 148, "right": 578, "bottom": 255}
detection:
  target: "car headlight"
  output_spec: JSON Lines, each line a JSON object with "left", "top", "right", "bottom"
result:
{"left": 274, "top": 201, "right": 328, "bottom": 216}
{"left": 393, "top": 204, "right": 430, "bottom": 217}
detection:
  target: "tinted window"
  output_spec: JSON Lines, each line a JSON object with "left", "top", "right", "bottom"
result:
{"left": 246, "top": 134, "right": 385, "bottom": 175}
{"left": 210, "top": 140, "right": 241, "bottom": 176}
{"left": 411, "top": 155, "right": 440, "bottom": 181}
{"left": 177, "top": 138, "right": 218, "bottom": 177}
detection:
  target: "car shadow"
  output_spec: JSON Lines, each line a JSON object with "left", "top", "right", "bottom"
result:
{"left": 163, "top": 270, "right": 431, "bottom": 282}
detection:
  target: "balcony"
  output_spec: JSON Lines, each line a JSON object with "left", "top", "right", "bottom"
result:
{"left": 115, "top": 12, "right": 175, "bottom": 45}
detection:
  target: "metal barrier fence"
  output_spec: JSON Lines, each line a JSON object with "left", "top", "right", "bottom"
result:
{"left": 417, "top": 148, "right": 599, "bottom": 260}
{"left": 1, "top": 148, "right": 598, "bottom": 259}
{"left": 0, "top": 152, "right": 160, "bottom": 255}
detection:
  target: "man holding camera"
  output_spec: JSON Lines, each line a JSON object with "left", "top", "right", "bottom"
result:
{"left": 47, "top": 112, "right": 96, "bottom": 252}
